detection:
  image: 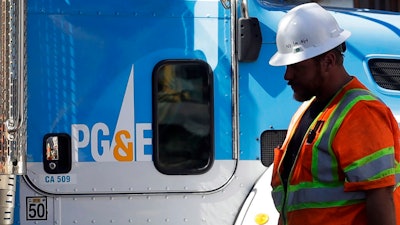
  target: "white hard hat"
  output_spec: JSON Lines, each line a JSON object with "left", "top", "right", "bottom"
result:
{"left": 269, "top": 3, "right": 351, "bottom": 66}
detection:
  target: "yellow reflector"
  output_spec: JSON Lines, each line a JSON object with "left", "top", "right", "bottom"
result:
{"left": 255, "top": 213, "right": 269, "bottom": 225}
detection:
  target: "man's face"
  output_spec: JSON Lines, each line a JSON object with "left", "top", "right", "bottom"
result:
{"left": 284, "top": 58, "right": 323, "bottom": 102}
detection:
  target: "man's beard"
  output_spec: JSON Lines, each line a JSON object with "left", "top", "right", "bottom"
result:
{"left": 292, "top": 64, "right": 322, "bottom": 102}
{"left": 293, "top": 91, "right": 314, "bottom": 102}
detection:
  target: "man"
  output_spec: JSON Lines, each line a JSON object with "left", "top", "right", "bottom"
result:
{"left": 268, "top": 3, "right": 400, "bottom": 225}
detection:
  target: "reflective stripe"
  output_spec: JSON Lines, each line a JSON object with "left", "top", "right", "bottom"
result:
{"left": 396, "top": 175, "right": 400, "bottom": 189}
{"left": 345, "top": 147, "right": 395, "bottom": 182}
{"left": 315, "top": 89, "right": 376, "bottom": 182}
{"left": 396, "top": 161, "right": 400, "bottom": 188}
{"left": 286, "top": 185, "right": 365, "bottom": 211}
{"left": 272, "top": 189, "right": 284, "bottom": 212}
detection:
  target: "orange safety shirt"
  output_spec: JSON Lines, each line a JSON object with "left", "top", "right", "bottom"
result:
{"left": 271, "top": 77, "right": 400, "bottom": 225}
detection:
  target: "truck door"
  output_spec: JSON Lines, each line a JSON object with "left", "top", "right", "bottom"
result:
{"left": 25, "top": 0, "right": 235, "bottom": 195}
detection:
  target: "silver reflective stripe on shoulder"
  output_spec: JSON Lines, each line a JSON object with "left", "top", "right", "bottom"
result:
{"left": 396, "top": 162, "right": 400, "bottom": 189}
{"left": 346, "top": 149, "right": 395, "bottom": 182}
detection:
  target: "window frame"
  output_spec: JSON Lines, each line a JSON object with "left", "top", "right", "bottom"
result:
{"left": 152, "top": 59, "right": 215, "bottom": 175}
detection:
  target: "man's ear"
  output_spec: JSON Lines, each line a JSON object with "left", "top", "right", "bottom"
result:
{"left": 321, "top": 51, "right": 336, "bottom": 72}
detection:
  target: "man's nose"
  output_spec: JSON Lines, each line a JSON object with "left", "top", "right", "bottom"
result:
{"left": 284, "top": 66, "right": 292, "bottom": 81}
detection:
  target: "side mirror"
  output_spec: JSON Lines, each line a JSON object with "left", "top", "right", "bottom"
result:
{"left": 238, "top": 17, "right": 262, "bottom": 62}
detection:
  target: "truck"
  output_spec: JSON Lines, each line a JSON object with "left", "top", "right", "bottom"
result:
{"left": 0, "top": 0, "right": 399, "bottom": 224}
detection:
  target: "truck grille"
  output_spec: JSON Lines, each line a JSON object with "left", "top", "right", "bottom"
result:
{"left": 260, "top": 130, "right": 286, "bottom": 167}
{"left": 368, "top": 58, "right": 400, "bottom": 91}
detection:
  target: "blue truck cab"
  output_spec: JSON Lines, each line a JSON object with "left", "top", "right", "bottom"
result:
{"left": 0, "top": 0, "right": 398, "bottom": 224}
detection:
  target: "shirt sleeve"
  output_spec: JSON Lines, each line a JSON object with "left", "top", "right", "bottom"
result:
{"left": 333, "top": 100, "right": 398, "bottom": 192}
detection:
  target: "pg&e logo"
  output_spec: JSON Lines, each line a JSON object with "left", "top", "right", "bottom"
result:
{"left": 71, "top": 123, "right": 152, "bottom": 162}
{"left": 70, "top": 66, "right": 152, "bottom": 162}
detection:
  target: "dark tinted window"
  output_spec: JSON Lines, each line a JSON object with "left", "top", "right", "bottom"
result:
{"left": 152, "top": 60, "right": 214, "bottom": 175}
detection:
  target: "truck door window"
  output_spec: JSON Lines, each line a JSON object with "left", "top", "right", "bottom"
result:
{"left": 152, "top": 60, "right": 214, "bottom": 175}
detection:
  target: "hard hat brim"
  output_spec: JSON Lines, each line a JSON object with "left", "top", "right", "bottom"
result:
{"left": 268, "top": 30, "right": 351, "bottom": 67}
